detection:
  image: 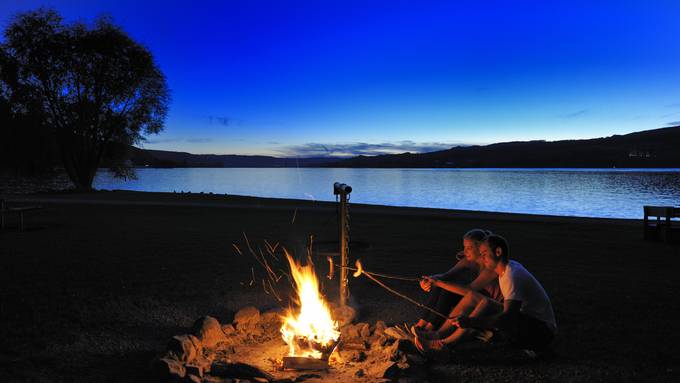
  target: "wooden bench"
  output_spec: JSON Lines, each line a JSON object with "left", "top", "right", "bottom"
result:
{"left": 0, "top": 199, "right": 44, "bottom": 232}
{"left": 643, "top": 205, "right": 680, "bottom": 243}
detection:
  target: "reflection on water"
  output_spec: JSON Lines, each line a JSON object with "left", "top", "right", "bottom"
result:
{"left": 94, "top": 168, "right": 680, "bottom": 219}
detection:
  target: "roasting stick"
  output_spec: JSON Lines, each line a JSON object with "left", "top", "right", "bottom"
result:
{"left": 328, "top": 257, "right": 449, "bottom": 321}
{"left": 327, "top": 257, "right": 420, "bottom": 282}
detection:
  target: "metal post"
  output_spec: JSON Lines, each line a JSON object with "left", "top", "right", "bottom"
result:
{"left": 334, "top": 182, "right": 352, "bottom": 306}
{"left": 339, "top": 192, "right": 348, "bottom": 306}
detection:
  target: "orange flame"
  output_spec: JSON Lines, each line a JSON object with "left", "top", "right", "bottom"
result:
{"left": 280, "top": 252, "right": 340, "bottom": 358}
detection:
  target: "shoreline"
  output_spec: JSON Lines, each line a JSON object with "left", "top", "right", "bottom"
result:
{"left": 4, "top": 189, "right": 643, "bottom": 225}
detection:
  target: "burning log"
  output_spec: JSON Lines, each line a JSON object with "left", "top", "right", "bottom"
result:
{"left": 281, "top": 356, "right": 329, "bottom": 370}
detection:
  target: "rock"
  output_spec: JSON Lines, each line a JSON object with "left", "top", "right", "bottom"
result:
{"left": 186, "top": 364, "right": 204, "bottom": 378}
{"left": 152, "top": 356, "right": 186, "bottom": 380}
{"left": 333, "top": 305, "right": 356, "bottom": 327}
{"left": 210, "top": 361, "right": 274, "bottom": 381}
{"left": 339, "top": 349, "right": 367, "bottom": 362}
{"left": 370, "top": 334, "right": 387, "bottom": 349}
{"left": 341, "top": 324, "right": 361, "bottom": 342}
{"left": 192, "top": 355, "right": 212, "bottom": 374}
{"left": 373, "top": 320, "right": 387, "bottom": 336}
{"left": 260, "top": 308, "right": 284, "bottom": 327}
{"left": 193, "top": 316, "right": 227, "bottom": 348}
{"left": 357, "top": 322, "right": 371, "bottom": 339}
{"left": 221, "top": 324, "right": 236, "bottom": 336}
{"left": 185, "top": 374, "right": 201, "bottom": 383}
{"left": 169, "top": 335, "right": 200, "bottom": 363}
{"left": 384, "top": 340, "right": 398, "bottom": 361}
{"left": 189, "top": 335, "right": 203, "bottom": 354}
{"left": 249, "top": 325, "right": 264, "bottom": 338}
{"left": 233, "top": 306, "right": 261, "bottom": 331}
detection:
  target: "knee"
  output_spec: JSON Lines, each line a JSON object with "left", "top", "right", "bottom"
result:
{"left": 462, "top": 290, "right": 482, "bottom": 304}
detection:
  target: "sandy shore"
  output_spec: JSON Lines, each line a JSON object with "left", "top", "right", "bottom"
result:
{"left": 1, "top": 190, "right": 679, "bottom": 382}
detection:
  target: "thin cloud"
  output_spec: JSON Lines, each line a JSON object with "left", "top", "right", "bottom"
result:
{"left": 144, "top": 138, "right": 182, "bottom": 144}
{"left": 207, "top": 116, "right": 231, "bottom": 126}
{"left": 665, "top": 121, "right": 680, "bottom": 127}
{"left": 145, "top": 137, "right": 212, "bottom": 144}
{"left": 558, "top": 109, "right": 588, "bottom": 119}
{"left": 276, "top": 141, "right": 465, "bottom": 158}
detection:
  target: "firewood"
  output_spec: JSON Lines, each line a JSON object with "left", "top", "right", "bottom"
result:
{"left": 281, "top": 356, "right": 329, "bottom": 370}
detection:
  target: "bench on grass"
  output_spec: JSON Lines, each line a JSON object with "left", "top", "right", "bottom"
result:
{"left": 643, "top": 205, "right": 680, "bottom": 243}
{"left": 0, "top": 199, "right": 44, "bottom": 232}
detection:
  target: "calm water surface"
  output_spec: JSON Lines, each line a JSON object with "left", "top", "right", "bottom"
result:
{"left": 94, "top": 168, "right": 680, "bottom": 219}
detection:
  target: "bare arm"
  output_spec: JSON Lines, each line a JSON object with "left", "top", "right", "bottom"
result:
{"left": 468, "top": 268, "right": 498, "bottom": 291}
{"left": 427, "top": 266, "right": 496, "bottom": 296}
{"left": 426, "top": 277, "right": 473, "bottom": 296}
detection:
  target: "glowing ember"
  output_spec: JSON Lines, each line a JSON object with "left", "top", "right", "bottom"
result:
{"left": 281, "top": 252, "right": 340, "bottom": 359}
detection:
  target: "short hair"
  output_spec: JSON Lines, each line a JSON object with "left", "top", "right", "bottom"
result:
{"left": 463, "top": 229, "right": 492, "bottom": 244}
{"left": 484, "top": 234, "right": 509, "bottom": 263}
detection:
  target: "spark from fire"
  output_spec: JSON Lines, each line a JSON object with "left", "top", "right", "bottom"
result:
{"left": 280, "top": 252, "right": 340, "bottom": 358}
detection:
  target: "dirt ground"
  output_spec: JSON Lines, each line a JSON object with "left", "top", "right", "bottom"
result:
{"left": 1, "top": 190, "right": 679, "bottom": 382}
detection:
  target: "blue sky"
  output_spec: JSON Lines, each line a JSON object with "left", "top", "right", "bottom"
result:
{"left": 2, "top": 1, "right": 680, "bottom": 156}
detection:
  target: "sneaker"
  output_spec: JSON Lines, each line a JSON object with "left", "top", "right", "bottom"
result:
{"left": 414, "top": 335, "right": 445, "bottom": 354}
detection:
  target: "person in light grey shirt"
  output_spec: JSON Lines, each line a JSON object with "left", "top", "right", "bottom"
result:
{"left": 451, "top": 234, "right": 557, "bottom": 354}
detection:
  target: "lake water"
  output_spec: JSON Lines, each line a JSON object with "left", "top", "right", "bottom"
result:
{"left": 93, "top": 168, "right": 680, "bottom": 219}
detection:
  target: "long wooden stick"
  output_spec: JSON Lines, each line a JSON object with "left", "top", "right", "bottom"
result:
{"left": 331, "top": 262, "right": 421, "bottom": 282}
{"left": 360, "top": 269, "right": 449, "bottom": 320}
{"left": 330, "top": 260, "right": 448, "bottom": 320}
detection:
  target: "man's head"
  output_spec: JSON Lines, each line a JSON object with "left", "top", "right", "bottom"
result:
{"left": 462, "top": 229, "right": 491, "bottom": 262}
{"left": 480, "top": 234, "right": 509, "bottom": 269}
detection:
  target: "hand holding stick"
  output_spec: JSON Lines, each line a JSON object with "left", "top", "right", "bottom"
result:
{"left": 449, "top": 315, "right": 471, "bottom": 328}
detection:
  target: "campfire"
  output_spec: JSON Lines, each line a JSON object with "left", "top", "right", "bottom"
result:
{"left": 153, "top": 183, "right": 435, "bottom": 381}
{"left": 280, "top": 252, "right": 340, "bottom": 367}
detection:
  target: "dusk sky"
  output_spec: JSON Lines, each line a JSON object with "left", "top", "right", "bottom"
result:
{"left": 2, "top": 1, "right": 680, "bottom": 157}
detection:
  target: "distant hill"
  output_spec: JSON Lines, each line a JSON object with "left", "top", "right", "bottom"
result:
{"left": 129, "top": 147, "right": 338, "bottom": 167}
{"left": 130, "top": 126, "right": 680, "bottom": 168}
{"left": 328, "top": 126, "right": 680, "bottom": 168}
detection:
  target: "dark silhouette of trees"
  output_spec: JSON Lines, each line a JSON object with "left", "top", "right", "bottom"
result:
{"left": 0, "top": 9, "right": 169, "bottom": 190}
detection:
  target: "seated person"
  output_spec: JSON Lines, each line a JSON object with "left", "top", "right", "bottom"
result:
{"left": 419, "top": 234, "right": 557, "bottom": 355}
{"left": 413, "top": 229, "right": 502, "bottom": 338}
